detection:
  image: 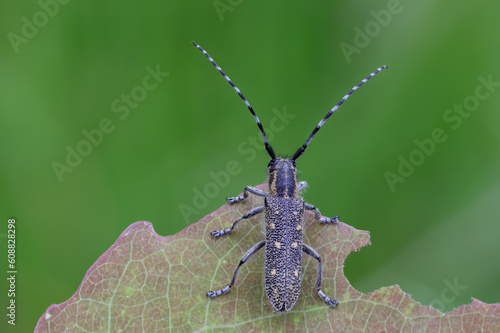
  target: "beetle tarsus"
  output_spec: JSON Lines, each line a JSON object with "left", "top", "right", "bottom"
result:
{"left": 226, "top": 195, "right": 244, "bottom": 204}
{"left": 318, "top": 289, "right": 339, "bottom": 308}
{"left": 210, "top": 228, "right": 231, "bottom": 238}
{"left": 319, "top": 215, "right": 339, "bottom": 223}
{"left": 206, "top": 285, "right": 231, "bottom": 298}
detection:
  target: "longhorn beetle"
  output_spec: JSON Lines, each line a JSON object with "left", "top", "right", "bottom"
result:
{"left": 193, "top": 42, "right": 387, "bottom": 312}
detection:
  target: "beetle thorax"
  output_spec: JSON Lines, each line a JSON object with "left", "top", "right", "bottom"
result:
{"left": 267, "top": 158, "right": 298, "bottom": 197}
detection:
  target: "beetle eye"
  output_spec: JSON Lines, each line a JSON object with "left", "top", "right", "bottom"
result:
{"left": 267, "top": 159, "right": 277, "bottom": 169}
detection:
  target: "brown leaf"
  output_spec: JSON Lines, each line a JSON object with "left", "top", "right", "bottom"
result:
{"left": 35, "top": 184, "right": 500, "bottom": 332}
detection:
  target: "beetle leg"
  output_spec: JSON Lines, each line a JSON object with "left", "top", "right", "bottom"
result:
{"left": 227, "top": 186, "right": 268, "bottom": 204}
{"left": 304, "top": 203, "right": 339, "bottom": 223}
{"left": 297, "top": 181, "right": 308, "bottom": 192}
{"left": 210, "top": 206, "right": 264, "bottom": 237}
{"left": 207, "top": 241, "right": 266, "bottom": 298}
{"left": 302, "top": 244, "right": 339, "bottom": 308}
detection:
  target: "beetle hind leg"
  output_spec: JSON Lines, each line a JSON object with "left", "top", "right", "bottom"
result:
{"left": 207, "top": 241, "right": 265, "bottom": 298}
{"left": 318, "top": 290, "right": 339, "bottom": 307}
{"left": 302, "top": 244, "right": 339, "bottom": 308}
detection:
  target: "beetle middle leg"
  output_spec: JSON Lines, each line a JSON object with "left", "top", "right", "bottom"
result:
{"left": 304, "top": 203, "right": 339, "bottom": 223}
{"left": 207, "top": 240, "right": 266, "bottom": 298}
{"left": 210, "top": 205, "right": 264, "bottom": 237}
{"left": 226, "top": 186, "right": 268, "bottom": 204}
{"left": 302, "top": 244, "right": 339, "bottom": 308}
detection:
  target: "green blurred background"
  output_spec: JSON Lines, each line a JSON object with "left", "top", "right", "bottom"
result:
{"left": 1, "top": 0, "right": 500, "bottom": 331}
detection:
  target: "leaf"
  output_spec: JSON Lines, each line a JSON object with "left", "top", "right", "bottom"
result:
{"left": 35, "top": 184, "right": 500, "bottom": 332}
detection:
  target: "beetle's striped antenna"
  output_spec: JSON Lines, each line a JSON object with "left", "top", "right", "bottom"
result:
{"left": 292, "top": 65, "right": 388, "bottom": 161}
{"left": 193, "top": 42, "right": 276, "bottom": 159}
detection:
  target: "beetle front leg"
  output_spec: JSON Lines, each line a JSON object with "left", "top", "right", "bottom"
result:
{"left": 226, "top": 186, "right": 268, "bottom": 204}
{"left": 298, "top": 181, "right": 308, "bottom": 192}
{"left": 304, "top": 203, "right": 339, "bottom": 223}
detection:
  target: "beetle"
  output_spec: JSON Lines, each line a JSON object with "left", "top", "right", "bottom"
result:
{"left": 193, "top": 42, "right": 387, "bottom": 312}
